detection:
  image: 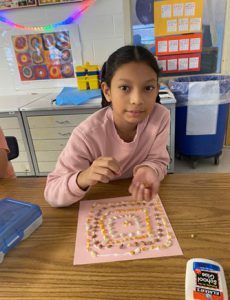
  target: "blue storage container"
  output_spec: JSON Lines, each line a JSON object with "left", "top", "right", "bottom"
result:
{"left": 169, "top": 76, "right": 230, "bottom": 167}
{"left": 0, "top": 198, "right": 42, "bottom": 263}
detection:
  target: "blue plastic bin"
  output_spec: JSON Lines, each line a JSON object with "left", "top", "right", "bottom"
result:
{"left": 169, "top": 75, "right": 230, "bottom": 166}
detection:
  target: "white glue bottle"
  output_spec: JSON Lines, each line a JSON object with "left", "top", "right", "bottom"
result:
{"left": 185, "top": 258, "right": 228, "bottom": 300}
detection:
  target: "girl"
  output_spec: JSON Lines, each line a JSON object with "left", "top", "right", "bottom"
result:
{"left": 0, "top": 127, "right": 16, "bottom": 179}
{"left": 44, "top": 45, "right": 170, "bottom": 207}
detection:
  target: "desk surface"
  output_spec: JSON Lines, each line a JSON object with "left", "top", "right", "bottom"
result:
{"left": 0, "top": 173, "right": 229, "bottom": 300}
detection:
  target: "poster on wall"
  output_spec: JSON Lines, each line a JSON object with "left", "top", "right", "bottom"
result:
{"left": 12, "top": 31, "right": 75, "bottom": 81}
{"left": 155, "top": 33, "right": 203, "bottom": 56}
{"left": 154, "top": 0, "right": 203, "bottom": 37}
{"left": 153, "top": 0, "right": 203, "bottom": 74}
{"left": 37, "top": 0, "right": 82, "bottom": 6}
{"left": 0, "top": 0, "right": 37, "bottom": 10}
{"left": 157, "top": 53, "right": 201, "bottom": 73}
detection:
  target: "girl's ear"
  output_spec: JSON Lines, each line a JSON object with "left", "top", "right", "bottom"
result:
{"left": 101, "top": 82, "right": 111, "bottom": 103}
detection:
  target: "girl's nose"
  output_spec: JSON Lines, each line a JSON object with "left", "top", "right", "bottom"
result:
{"left": 130, "top": 90, "right": 143, "bottom": 105}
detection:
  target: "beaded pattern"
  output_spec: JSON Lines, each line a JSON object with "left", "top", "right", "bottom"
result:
{"left": 85, "top": 196, "right": 175, "bottom": 258}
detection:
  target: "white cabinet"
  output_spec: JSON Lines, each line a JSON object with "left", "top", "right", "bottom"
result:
{"left": 0, "top": 93, "right": 53, "bottom": 176}
{"left": 0, "top": 112, "right": 35, "bottom": 176}
{"left": 22, "top": 108, "right": 98, "bottom": 176}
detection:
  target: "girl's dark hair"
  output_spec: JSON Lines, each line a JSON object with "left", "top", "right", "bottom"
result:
{"left": 100, "top": 45, "right": 161, "bottom": 107}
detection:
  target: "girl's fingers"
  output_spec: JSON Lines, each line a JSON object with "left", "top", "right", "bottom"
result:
{"left": 129, "top": 182, "right": 154, "bottom": 201}
{"left": 143, "top": 188, "right": 151, "bottom": 201}
{"left": 97, "top": 157, "right": 121, "bottom": 175}
{"left": 132, "top": 183, "right": 144, "bottom": 201}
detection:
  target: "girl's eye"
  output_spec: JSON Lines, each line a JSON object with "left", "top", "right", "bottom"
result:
{"left": 119, "top": 86, "right": 130, "bottom": 92}
{"left": 145, "top": 85, "right": 155, "bottom": 92}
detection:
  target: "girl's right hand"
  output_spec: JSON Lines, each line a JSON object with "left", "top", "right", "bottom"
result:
{"left": 77, "top": 157, "right": 121, "bottom": 190}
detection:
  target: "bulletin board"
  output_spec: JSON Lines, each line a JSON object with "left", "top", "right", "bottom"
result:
{"left": 155, "top": 33, "right": 203, "bottom": 55}
{"left": 130, "top": 0, "right": 227, "bottom": 76}
{"left": 154, "top": 0, "right": 203, "bottom": 37}
{"left": 157, "top": 53, "right": 201, "bottom": 73}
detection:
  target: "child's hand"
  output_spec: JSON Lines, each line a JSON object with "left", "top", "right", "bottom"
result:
{"left": 128, "top": 166, "right": 160, "bottom": 201}
{"left": 77, "top": 157, "right": 121, "bottom": 190}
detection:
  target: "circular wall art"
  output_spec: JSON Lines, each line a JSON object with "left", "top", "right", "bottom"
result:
{"left": 16, "top": 52, "right": 32, "bottom": 65}
{"left": 13, "top": 36, "right": 28, "bottom": 52}
{"left": 31, "top": 51, "right": 44, "bottom": 64}
{"left": 61, "top": 63, "right": 74, "bottom": 78}
{"left": 135, "top": 0, "right": 154, "bottom": 24}
{"left": 20, "top": 65, "right": 34, "bottom": 80}
{"left": 48, "top": 65, "right": 62, "bottom": 79}
{"left": 34, "top": 65, "right": 49, "bottom": 80}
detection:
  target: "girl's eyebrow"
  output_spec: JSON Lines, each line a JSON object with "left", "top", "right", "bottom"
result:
{"left": 118, "top": 78, "right": 157, "bottom": 83}
{"left": 144, "top": 78, "right": 157, "bottom": 83}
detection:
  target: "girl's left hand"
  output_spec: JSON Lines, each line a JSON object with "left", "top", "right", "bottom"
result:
{"left": 128, "top": 166, "right": 160, "bottom": 201}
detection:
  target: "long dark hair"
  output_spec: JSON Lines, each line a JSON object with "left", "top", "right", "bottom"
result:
{"left": 100, "top": 45, "right": 161, "bottom": 107}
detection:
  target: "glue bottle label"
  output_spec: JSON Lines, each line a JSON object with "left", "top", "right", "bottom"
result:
{"left": 192, "top": 262, "right": 224, "bottom": 299}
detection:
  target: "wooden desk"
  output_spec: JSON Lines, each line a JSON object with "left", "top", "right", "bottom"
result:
{"left": 0, "top": 174, "right": 229, "bottom": 300}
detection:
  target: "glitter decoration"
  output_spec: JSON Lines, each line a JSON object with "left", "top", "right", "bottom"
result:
{"left": 85, "top": 197, "right": 173, "bottom": 258}
{"left": 74, "top": 195, "right": 183, "bottom": 265}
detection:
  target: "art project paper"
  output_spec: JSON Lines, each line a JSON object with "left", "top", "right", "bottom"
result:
{"left": 74, "top": 195, "right": 183, "bottom": 265}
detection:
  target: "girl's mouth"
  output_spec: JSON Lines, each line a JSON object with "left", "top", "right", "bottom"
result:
{"left": 126, "top": 110, "right": 144, "bottom": 117}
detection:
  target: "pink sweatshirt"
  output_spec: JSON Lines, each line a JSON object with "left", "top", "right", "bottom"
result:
{"left": 0, "top": 128, "right": 16, "bottom": 179}
{"left": 44, "top": 104, "right": 170, "bottom": 207}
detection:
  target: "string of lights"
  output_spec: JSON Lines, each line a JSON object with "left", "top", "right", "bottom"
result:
{"left": 0, "top": 0, "right": 95, "bottom": 31}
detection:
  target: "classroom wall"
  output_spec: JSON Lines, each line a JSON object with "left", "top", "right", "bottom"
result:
{"left": 0, "top": 0, "right": 125, "bottom": 96}
{"left": 1, "top": 0, "right": 230, "bottom": 98}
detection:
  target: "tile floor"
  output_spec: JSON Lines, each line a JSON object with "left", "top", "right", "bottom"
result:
{"left": 174, "top": 146, "right": 230, "bottom": 173}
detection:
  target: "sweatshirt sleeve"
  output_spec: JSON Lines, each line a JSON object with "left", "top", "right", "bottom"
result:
{"left": 44, "top": 128, "right": 93, "bottom": 207}
{"left": 133, "top": 108, "right": 170, "bottom": 181}
{"left": 0, "top": 128, "right": 9, "bottom": 151}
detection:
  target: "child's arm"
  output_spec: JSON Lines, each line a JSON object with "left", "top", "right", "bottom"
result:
{"left": 44, "top": 129, "right": 120, "bottom": 207}
{"left": 0, "top": 148, "right": 8, "bottom": 178}
{"left": 129, "top": 108, "right": 170, "bottom": 200}
{"left": 0, "top": 128, "right": 10, "bottom": 178}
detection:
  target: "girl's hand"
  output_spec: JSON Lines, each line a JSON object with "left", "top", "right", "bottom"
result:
{"left": 128, "top": 166, "right": 160, "bottom": 201}
{"left": 77, "top": 157, "right": 121, "bottom": 190}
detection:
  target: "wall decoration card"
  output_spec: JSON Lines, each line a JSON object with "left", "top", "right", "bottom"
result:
{"left": 37, "top": 0, "right": 82, "bottom": 6}
{"left": 74, "top": 195, "right": 183, "bottom": 265}
{"left": 156, "top": 33, "right": 203, "bottom": 56}
{"left": 157, "top": 53, "right": 201, "bottom": 74}
{"left": 12, "top": 31, "right": 74, "bottom": 81}
{"left": 0, "top": 0, "right": 37, "bottom": 10}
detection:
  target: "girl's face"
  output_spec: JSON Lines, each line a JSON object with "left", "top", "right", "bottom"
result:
{"left": 101, "top": 62, "right": 159, "bottom": 131}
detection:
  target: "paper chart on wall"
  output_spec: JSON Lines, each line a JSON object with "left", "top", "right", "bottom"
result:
{"left": 74, "top": 195, "right": 183, "bottom": 265}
